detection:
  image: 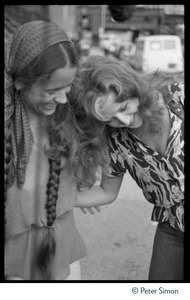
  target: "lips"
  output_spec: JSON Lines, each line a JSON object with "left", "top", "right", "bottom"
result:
{"left": 128, "top": 113, "right": 143, "bottom": 128}
{"left": 128, "top": 114, "right": 134, "bottom": 126}
{"left": 44, "top": 103, "right": 57, "bottom": 110}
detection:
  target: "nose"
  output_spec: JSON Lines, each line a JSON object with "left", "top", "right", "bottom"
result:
{"left": 115, "top": 113, "right": 133, "bottom": 126}
{"left": 54, "top": 90, "right": 67, "bottom": 104}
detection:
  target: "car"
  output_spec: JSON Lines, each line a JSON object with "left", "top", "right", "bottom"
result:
{"left": 132, "top": 35, "right": 184, "bottom": 73}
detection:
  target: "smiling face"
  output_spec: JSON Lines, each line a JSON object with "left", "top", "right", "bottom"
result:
{"left": 22, "top": 65, "right": 77, "bottom": 117}
{"left": 94, "top": 91, "right": 143, "bottom": 128}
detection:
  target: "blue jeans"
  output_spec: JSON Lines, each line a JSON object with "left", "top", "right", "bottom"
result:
{"left": 148, "top": 222, "right": 184, "bottom": 280}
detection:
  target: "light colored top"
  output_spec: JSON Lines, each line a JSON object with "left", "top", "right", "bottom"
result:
{"left": 5, "top": 144, "right": 86, "bottom": 280}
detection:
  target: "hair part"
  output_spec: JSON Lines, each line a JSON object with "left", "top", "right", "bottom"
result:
{"left": 14, "top": 41, "right": 78, "bottom": 90}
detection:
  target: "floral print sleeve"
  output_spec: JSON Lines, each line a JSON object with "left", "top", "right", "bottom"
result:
{"left": 106, "top": 82, "right": 184, "bottom": 232}
{"left": 168, "top": 82, "right": 184, "bottom": 105}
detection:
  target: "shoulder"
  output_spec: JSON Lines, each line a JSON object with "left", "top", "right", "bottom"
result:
{"left": 106, "top": 127, "right": 125, "bottom": 143}
{"left": 168, "top": 82, "right": 184, "bottom": 106}
{"left": 164, "top": 82, "right": 184, "bottom": 121}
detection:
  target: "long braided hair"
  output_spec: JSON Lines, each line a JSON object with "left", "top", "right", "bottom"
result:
{"left": 36, "top": 157, "right": 61, "bottom": 280}
{"left": 4, "top": 119, "right": 15, "bottom": 240}
{"left": 5, "top": 26, "right": 78, "bottom": 279}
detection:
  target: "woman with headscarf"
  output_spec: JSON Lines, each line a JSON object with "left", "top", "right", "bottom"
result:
{"left": 4, "top": 20, "right": 87, "bottom": 280}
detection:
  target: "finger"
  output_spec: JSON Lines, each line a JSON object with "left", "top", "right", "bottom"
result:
{"left": 87, "top": 207, "right": 95, "bottom": 215}
{"left": 79, "top": 207, "right": 87, "bottom": 214}
{"left": 94, "top": 206, "right": 101, "bottom": 212}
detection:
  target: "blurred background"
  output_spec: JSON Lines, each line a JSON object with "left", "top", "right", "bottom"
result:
{"left": 5, "top": 5, "right": 184, "bottom": 78}
{"left": 4, "top": 5, "right": 184, "bottom": 280}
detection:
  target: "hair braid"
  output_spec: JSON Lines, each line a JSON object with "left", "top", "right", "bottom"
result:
{"left": 4, "top": 121, "right": 15, "bottom": 240}
{"left": 46, "top": 158, "right": 61, "bottom": 227}
{"left": 36, "top": 157, "right": 61, "bottom": 280}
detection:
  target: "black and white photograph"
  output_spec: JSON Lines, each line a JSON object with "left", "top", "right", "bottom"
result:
{"left": 4, "top": 4, "right": 187, "bottom": 298}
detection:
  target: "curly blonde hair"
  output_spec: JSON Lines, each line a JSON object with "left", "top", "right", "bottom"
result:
{"left": 67, "top": 55, "right": 176, "bottom": 180}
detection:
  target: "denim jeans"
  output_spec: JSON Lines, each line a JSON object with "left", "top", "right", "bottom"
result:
{"left": 148, "top": 222, "right": 184, "bottom": 280}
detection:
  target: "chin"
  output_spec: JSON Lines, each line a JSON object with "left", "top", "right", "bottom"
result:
{"left": 108, "top": 124, "right": 121, "bottom": 128}
{"left": 130, "top": 116, "right": 143, "bottom": 128}
{"left": 129, "top": 123, "right": 142, "bottom": 129}
{"left": 41, "top": 108, "right": 56, "bottom": 116}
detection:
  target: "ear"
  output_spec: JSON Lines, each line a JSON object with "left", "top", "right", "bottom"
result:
{"left": 94, "top": 97, "right": 106, "bottom": 120}
{"left": 15, "top": 80, "right": 23, "bottom": 91}
{"left": 94, "top": 97, "right": 104, "bottom": 114}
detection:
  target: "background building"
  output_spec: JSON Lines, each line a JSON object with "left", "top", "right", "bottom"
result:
{"left": 5, "top": 5, "right": 184, "bottom": 39}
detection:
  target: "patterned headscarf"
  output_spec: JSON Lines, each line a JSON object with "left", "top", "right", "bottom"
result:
{"left": 5, "top": 20, "right": 71, "bottom": 188}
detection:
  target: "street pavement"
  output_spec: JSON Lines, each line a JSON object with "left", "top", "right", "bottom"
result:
{"left": 74, "top": 172, "right": 156, "bottom": 281}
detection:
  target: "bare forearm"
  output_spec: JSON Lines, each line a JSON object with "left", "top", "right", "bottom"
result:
{"left": 77, "top": 185, "right": 115, "bottom": 207}
{"left": 76, "top": 175, "right": 124, "bottom": 208}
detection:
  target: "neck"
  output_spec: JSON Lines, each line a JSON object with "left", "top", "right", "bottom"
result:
{"left": 131, "top": 92, "right": 168, "bottom": 138}
{"left": 25, "top": 110, "right": 49, "bottom": 148}
{"left": 24, "top": 107, "right": 46, "bottom": 131}
{"left": 29, "top": 117, "right": 45, "bottom": 132}
{"left": 132, "top": 105, "right": 169, "bottom": 141}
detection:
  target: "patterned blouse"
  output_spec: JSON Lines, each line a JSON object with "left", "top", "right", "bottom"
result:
{"left": 106, "top": 83, "right": 184, "bottom": 232}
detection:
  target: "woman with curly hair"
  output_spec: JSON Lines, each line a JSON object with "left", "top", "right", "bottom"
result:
{"left": 4, "top": 20, "right": 88, "bottom": 280}
{"left": 69, "top": 55, "right": 184, "bottom": 280}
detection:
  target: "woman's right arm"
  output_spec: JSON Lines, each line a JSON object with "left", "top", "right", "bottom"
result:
{"left": 76, "top": 174, "right": 124, "bottom": 208}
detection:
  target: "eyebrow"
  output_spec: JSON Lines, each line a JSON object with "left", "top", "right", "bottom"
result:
{"left": 45, "top": 84, "right": 71, "bottom": 92}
